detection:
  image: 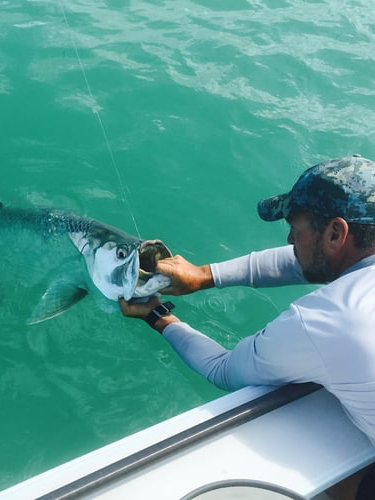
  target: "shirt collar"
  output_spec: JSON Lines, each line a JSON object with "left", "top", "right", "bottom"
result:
{"left": 340, "top": 254, "right": 375, "bottom": 277}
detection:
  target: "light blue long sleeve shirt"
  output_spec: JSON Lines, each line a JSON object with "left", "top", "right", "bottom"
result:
{"left": 163, "top": 245, "right": 375, "bottom": 446}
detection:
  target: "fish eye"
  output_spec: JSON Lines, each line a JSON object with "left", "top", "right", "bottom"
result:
{"left": 116, "top": 247, "right": 127, "bottom": 259}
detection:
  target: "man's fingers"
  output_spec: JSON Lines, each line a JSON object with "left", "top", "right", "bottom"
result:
{"left": 156, "top": 255, "right": 187, "bottom": 274}
{"left": 118, "top": 297, "right": 160, "bottom": 318}
{"left": 118, "top": 297, "right": 131, "bottom": 315}
{"left": 156, "top": 258, "right": 175, "bottom": 276}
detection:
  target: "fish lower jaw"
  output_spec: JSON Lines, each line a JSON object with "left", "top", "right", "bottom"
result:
{"left": 133, "top": 274, "right": 171, "bottom": 298}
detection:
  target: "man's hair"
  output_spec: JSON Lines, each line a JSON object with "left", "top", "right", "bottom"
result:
{"left": 348, "top": 223, "right": 375, "bottom": 250}
{"left": 308, "top": 213, "right": 375, "bottom": 250}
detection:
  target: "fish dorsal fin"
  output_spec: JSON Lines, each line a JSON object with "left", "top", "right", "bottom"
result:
{"left": 27, "top": 280, "right": 88, "bottom": 325}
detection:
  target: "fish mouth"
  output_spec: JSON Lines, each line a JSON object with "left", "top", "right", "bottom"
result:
{"left": 119, "top": 240, "right": 172, "bottom": 300}
{"left": 137, "top": 239, "right": 172, "bottom": 285}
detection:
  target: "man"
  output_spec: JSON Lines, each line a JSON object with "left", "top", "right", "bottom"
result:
{"left": 119, "top": 155, "right": 375, "bottom": 457}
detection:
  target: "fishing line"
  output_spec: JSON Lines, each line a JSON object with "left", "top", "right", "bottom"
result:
{"left": 57, "top": 0, "right": 141, "bottom": 239}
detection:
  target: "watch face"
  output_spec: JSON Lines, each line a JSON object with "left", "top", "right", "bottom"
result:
{"left": 155, "top": 304, "right": 168, "bottom": 315}
{"left": 156, "top": 302, "right": 175, "bottom": 315}
{"left": 145, "top": 302, "right": 175, "bottom": 327}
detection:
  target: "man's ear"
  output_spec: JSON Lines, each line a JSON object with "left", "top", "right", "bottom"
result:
{"left": 324, "top": 217, "right": 349, "bottom": 253}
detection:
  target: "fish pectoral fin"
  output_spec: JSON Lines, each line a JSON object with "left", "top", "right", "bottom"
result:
{"left": 27, "top": 281, "right": 88, "bottom": 325}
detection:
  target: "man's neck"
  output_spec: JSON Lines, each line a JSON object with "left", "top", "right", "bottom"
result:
{"left": 339, "top": 249, "right": 375, "bottom": 278}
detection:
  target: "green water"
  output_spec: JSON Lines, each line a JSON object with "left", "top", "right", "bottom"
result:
{"left": 1, "top": 0, "right": 375, "bottom": 490}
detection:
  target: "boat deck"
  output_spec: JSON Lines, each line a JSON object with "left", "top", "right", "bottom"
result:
{"left": 1, "top": 385, "right": 374, "bottom": 499}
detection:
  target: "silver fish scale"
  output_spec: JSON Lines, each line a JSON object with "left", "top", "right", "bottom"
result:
{"left": 0, "top": 207, "right": 94, "bottom": 236}
{"left": 47, "top": 210, "right": 94, "bottom": 234}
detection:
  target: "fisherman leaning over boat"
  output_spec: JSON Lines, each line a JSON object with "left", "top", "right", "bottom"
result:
{"left": 119, "top": 155, "right": 375, "bottom": 497}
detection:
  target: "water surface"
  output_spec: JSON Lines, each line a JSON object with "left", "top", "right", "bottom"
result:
{"left": 1, "top": 0, "right": 375, "bottom": 489}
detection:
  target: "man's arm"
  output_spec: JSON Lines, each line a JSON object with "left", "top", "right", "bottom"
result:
{"left": 211, "top": 245, "right": 306, "bottom": 289}
{"left": 119, "top": 298, "right": 325, "bottom": 392}
{"left": 162, "top": 304, "right": 325, "bottom": 391}
{"left": 156, "top": 246, "right": 305, "bottom": 296}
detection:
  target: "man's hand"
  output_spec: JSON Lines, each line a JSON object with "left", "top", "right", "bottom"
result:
{"left": 156, "top": 255, "right": 214, "bottom": 295}
{"left": 118, "top": 297, "right": 180, "bottom": 333}
{"left": 118, "top": 296, "right": 161, "bottom": 320}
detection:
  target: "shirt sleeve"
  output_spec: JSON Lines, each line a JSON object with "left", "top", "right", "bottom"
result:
{"left": 210, "top": 245, "right": 306, "bottom": 288}
{"left": 162, "top": 305, "right": 326, "bottom": 391}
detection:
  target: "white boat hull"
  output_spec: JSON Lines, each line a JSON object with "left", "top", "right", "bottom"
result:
{"left": 1, "top": 385, "right": 374, "bottom": 499}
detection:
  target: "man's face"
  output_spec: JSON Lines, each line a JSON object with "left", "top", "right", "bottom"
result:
{"left": 287, "top": 213, "right": 334, "bottom": 283}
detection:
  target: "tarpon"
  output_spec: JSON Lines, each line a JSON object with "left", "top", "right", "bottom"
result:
{"left": 0, "top": 202, "right": 171, "bottom": 324}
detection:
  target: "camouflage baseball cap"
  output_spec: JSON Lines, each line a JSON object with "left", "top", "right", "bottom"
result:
{"left": 257, "top": 155, "right": 375, "bottom": 223}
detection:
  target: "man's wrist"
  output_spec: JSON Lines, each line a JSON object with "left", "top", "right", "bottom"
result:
{"left": 144, "top": 301, "right": 176, "bottom": 327}
{"left": 199, "top": 264, "right": 214, "bottom": 290}
{"left": 152, "top": 315, "right": 180, "bottom": 334}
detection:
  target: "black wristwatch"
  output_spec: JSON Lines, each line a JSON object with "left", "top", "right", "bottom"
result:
{"left": 145, "top": 301, "right": 175, "bottom": 328}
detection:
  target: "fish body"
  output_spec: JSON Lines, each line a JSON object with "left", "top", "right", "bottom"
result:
{"left": 0, "top": 204, "right": 171, "bottom": 324}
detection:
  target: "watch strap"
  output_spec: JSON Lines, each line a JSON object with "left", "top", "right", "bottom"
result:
{"left": 145, "top": 301, "right": 175, "bottom": 328}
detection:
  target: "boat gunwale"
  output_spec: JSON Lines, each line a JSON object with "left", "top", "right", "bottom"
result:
{"left": 37, "top": 382, "right": 321, "bottom": 500}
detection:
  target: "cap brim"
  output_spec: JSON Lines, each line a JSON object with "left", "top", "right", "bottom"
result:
{"left": 257, "top": 193, "right": 290, "bottom": 221}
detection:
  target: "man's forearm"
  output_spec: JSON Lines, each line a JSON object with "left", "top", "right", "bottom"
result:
{"left": 211, "top": 245, "right": 304, "bottom": 289}
{"left": 153, "top": 314, "right": 180, "bottom": 334}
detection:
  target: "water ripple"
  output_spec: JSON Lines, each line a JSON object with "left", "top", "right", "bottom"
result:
{"left": 1, "top": 0, "right": 375, "bottom": 489}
